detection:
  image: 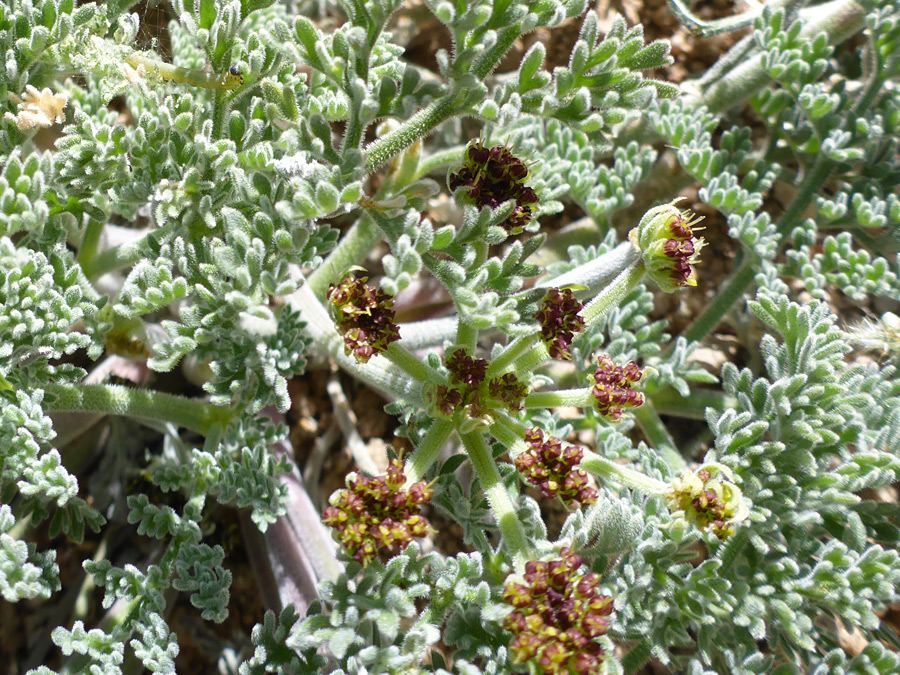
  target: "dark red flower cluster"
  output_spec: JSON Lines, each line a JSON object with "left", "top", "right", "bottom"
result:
{"left": 503, "top": 548, "right": 614, "bottom": 675}
{"left": 515, "top": 428, "right": 598, "bottom": 508}
{"left": 322, "top": 459, "right": 433, "bottom": 565}
{"left": 664, "top": 217, "right": 701, "bottom": 289}
{"left": 489, "top": 373, "right": 529, "bottom": 411}
{"left": 590, "top": 355, "right": 644, "bottom": 421}
{"left": 448, "top": 141, "right": 540, "bottom": 234}
{"left": 433, "top": 348, "right": 528, "bottom": 418}
{"left": 327, "top": 274, "right": 401, "bottom": 363}
{"left": 633, "top": 200, "right": 705, "bottom": 293}
{"left": 535, "top": 288, "right": 586, "bottom": 360}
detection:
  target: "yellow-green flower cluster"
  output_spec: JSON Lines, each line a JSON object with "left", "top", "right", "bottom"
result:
{"left": 666, "top": 462, "right": 749, "bottom": 539}
{"left": 322, "top": 459, "right": 433, "bottom": 565}
{"left": 631, "top": 199, "right": 705, "bottom": 293}
{"left": 502, "top": 548, "right": 613, "bottom": 675}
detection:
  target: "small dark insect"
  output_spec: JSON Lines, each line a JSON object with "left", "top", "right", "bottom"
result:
{"left": 225, "top": 65, "right": 244, "bottom": 88}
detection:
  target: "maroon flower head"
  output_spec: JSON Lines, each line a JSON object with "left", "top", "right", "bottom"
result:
{"left": 322, "top": 459, "right": 434, "bottom": 565}
{"left": 590, "top": 355, "right": 644, "bottom": 421}
{"left": 503, "top": 548, "right": 614, "bottom": 675}
{"left": 536, "top": 288, "right": 586, "bottom": 361}
{"left": 516, "top": 428, "right": 598, "bottom": 508}
{"left": 445, "top": 348, "right": 488, "bottom": 387}
{"left": 488, "top": 372, "right": 528, "bottom": 412}
{"left": 448, "top": 140, "right": 540, "bottom": 235}
{"left": 327, "top": 274, "right": 401, "bottom": 363}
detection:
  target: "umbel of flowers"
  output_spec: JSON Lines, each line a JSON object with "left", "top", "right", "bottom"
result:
{"left": 666, "top": 463, "right": 749, "bottom": 539}
{"left": 322, "top": 459, "right": 434, "bottom": 565}
{"left": 503, "top": 548, "right": 614, "bottom": 675}
{"left": 516, "top": 428, "right": 598, "bottom": 508}
{"left": 536, "top": 288, "right": 586, "bottom": 360}
{"left": 327, "top": 274, "right": 401, "bottom": 363}
{"left": 448, "top": 141, "right": 540, "bottom": 234}
{"left": 590, "top": 355, "right": 644, "bottom": 420}
{"left": 631, "top": 198, "right": 705, "bottom": 293}
{"left": 431, "top": 348, "right": 528, "bottom": 420}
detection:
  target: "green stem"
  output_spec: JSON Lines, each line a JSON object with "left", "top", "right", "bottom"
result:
{"left": 384, "top": 342, "right": 441, "bottom": 384}
{"left": 403, "top": 418, "right": 455, "bottom": 484}
{"left": 697, "top": 0, "right": 867, "bottom": 113}
{"left": 685, "top": 150, "right": 836, "bottom": 344}
{"left": 650, "top": 387, "right": 737, "bottom": 419}
{"left": 486, "top": 334, "right": 541, "bottom": 378}
{"left": 581, "top": 260, "right": 646, "bottom": 327}
{"left": 43, "top": 383, "right": 231, "bottom": 435}
{"left": 306, "top": 214, "right": 380, "bottom": 299}
{"left": 88, "top": 223, "right": 176, "bottom": 279}
{"left": 681, "top": 252, "right": 755, "bottom": 344}
{"left": 412, "top": 145, "right": 466, "bottom": 181}
{"left": 632, "top": 401, "right": 687, "bottom": 473}
{"left": 363, "top": 94, "right": 461, "bottom": 174}
{"left": 212, "top": 88, "right": 229, "bottom": 140}
{"left": 774, "top": 155, "right": 835, "bottom": 238}
{"left": 455, "top": 321, "right": 478, "bottom": 352}
{"left": 580, "top": 450, "right": 669, "bottom": 495}
{"left": 76, "top": 219, "right": 104, "bottom": 277}
{"left": 489, "top": 411, "right": 529, "bottom": 456}
{"left": 460, "top": 430, "right": 531, "bottom": 564}
{"left": 524, "top": 387, "right": 593, "bottom": 409}
{"left": 455, "top": 241, "right": 489, "bottom": 351}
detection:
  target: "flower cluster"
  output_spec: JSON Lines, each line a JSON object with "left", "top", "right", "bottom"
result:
{"left": 431, "top": 348, "right": 527, "bottom": 419}
{"left": 515, "top": 428, "right": 598, "bottom": 508}
{"left": 327, "top": 274, "right": 401, "bottom": 363}
{"left": 666, "top": 463, "right": 749, "bottom": 540}
{"left": 448, "top": 141, "right": 540, "bottom": 234}
{"left": 503, "top": 548, "right": 614, "bottom": 675}
{"left": 631, "top": 199, "right": 705, "bottom": 293}
{"left": 535, "top": 288, "right": 586, "bottom": 360}
{"left": 589, "top": 355, "right": 644, "bottom": 421}
{"left": 322, "top": 459, "right": 434, "bottom": 565}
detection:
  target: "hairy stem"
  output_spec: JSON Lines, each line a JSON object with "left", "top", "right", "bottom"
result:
{"left": 580, "top": 450, "right": 669, "bottom": 495}
{"left": 460, "top": 430, "right": 532, "bottom": 565}
{"left": 683, "top": 151, "right": 834, "bottom": 344}
{"left": 403, "top": 418, "right": 455, "bottom": 484}
{"left": 363, "top": 94, "right": 461, "bottom": 174}
{"left": 524, "top": 387, "right": 593, "bottom": 409}
{"left": 695, "top": 0, "right": 867, "bottom": 113}
{"left": 307, "top": 214, "right": 380, "bottom": 299}
{"left": 43, "top": 384, "right": 231, "bottom": 435}
{"left": 632, "top": 401, "right": 688, "bottom": 473}
{"left": 651, "top": 387, "right": 737, "bottom": 419}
